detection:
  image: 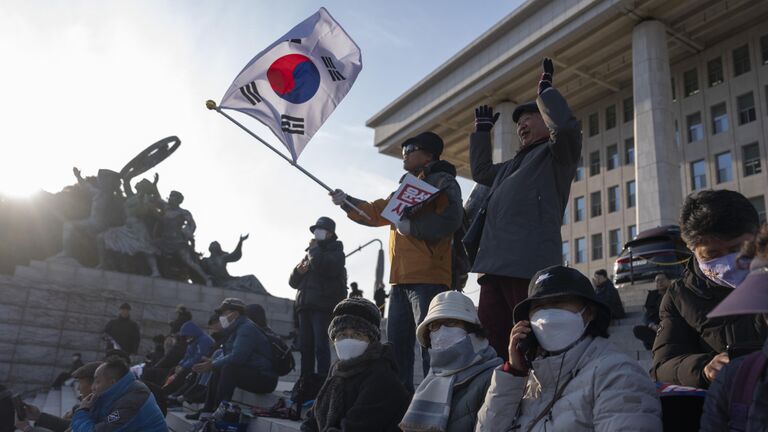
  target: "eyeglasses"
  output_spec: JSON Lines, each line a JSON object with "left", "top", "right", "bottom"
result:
{"left": 426, "top": 319, "right": 464, "bottom": 332}
{"left": 402, "top": 144, "right": 422, "bottom": 156}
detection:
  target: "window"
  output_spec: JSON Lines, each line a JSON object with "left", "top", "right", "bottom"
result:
{"left": 761, "top": 35, "right": 768, "bottom": 65}
{"left": 589, "top": 151, "right": 601, "bottom": 176}
{"left": 575, "top": 237, "right": 586, "bottom": 263}
{"left": 574, "top": 196, "right": 585, "bottom": 222}
{"left": 733, "top": 44, "right": 751, "bottom": 76}
{"left": 707, "top": 57, "right": 724, "bottom": 87}
{"left": 605, "top": 105, "right": 616, "bottom": 130}
{"left": 628, "top": 225, "right": 637, "bottom": 241}
{"left": 591, "top": 233, "right": 603, "bottom": 261}
{"left": 562, "top": 241, "right": 570, "bottom": 265}
{"left": 715, "top": 152, "right": 733, "bottom": 183}
{"left": 575, "top": 156, "right": 585, "bottom": 181}
{"left": 609, "top": 229, "right": 622, "bottom": 257}
{"left": 671, "top": 77, "right": 676, "bottom": 102}
{"left": 624, "top": 138, "right": 634, "bottom": 165}
{"left": 691, "top": 159, "right": 707, "bottom": 190}
{"left": 750, "top": 196, "right": 767, "bottom": 223}
{"left": 606, "top": 144, "right": 619, "bottom": 170}
{"left": 562, "top": 202, "right": 570, "bottom": 225}
{"left": 683, "top": 68, "right": 699, "bottom": 97}
{"left": 608, "top": 185, "right": 620, "bottom": 213}
{"left": 626, "top": 180, "right": 636, "bottom": 208}
{"left": 589, "top": 112, "right": 599, "bottom": 136}
{"left": 590, "top": 191, "right": 602, "bottom": 218}
{"left": 737, "top": 92, "right": 756, "bottom": 125}
{"left": 623, "top": 97, "right": 633, "bottom": 123}
{"left": 743, "top": 143, "right": 762, "bottom": 176}
{"left": 710, "top": 103, "right": 729, "bottom": 135}
{"left": 687, "top": 112, "right": 704, "bottom": 142}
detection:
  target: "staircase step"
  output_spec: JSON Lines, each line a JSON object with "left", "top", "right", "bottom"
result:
{"left": 42, "top": 389, "right": 61, "bottom": 417}
{"left": 32, "top": 391, "right": 47, "bottom": 409}
{"left": 61, "top": 383, "right": 79, "bottom": 416}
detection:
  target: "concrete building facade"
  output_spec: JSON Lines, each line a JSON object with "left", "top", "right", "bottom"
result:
{"left": 366, "top": 0, "right": 768, "bottom": 277}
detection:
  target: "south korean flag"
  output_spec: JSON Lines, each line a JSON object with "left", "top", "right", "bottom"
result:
{"left": 218, "top": 7, "right": 362, "bottom": 161}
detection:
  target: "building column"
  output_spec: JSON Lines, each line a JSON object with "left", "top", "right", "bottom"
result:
{"left": 632, "top": 20, "right": 681, "bottom": 231}
{"left": 493, "top": 101, "right": 517, "bottom": 163}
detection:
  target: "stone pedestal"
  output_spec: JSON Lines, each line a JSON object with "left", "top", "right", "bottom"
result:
{"left": 0, "top": 261, "right": 296, "bottom": 393}
{"left": 492, "top": 101, "right": 517, "bottom": 163}
{"left": 632, "top": 20, "right": 682, "bottom": 231}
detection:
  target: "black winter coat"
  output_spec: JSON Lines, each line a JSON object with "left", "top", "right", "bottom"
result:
{"left": 651, "top": 260, "right": 767, "bottom": 388}
{"left": 595, "top": 280, "right": 625, "bottom": 319}
{"left": 104, "top": 316, "right": 141, "bottom": 354}
{"left": 289, "top": 238, "right": 347, "bottom": 312}
{"left": 301, "top": 342, "right": 409, "bottom": 432}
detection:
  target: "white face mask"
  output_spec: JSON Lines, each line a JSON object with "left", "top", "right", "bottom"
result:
{"left": 697, "top": 252, "right": 751, "bottom": 289}
{"left": 530, "top": 307, "right": 587, "bottom": 352}
{"left": 313, "top": 229, "right": 328, "bottom": 241}
{"left": 219, "top": 314, "right": 231, "bottom": 329}
{"left": 430, "top": 326, "right": 468, "bottom": 350}
{"left": 334, "top": 338, "right": 369, "bottom": 360}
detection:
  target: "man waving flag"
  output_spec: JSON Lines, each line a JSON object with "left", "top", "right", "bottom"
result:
{"left": 218, "top": 7, "right": 362, "bottom": 161}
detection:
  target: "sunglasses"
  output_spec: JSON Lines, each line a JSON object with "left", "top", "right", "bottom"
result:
{"left": 402, "top": 144, "right": 423, "bottom": 156}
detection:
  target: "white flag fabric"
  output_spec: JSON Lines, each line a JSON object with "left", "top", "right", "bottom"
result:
{"left": 219, "top": 7, "right": 362, "bottom": 161}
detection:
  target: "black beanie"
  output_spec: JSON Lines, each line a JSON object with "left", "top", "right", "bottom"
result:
{"left": 328, "top": 298, "right": 381, "bottom": 343}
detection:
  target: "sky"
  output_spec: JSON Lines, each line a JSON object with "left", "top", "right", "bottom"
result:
{"left": 0, "top": 0, "right": 525, "bottom": 306}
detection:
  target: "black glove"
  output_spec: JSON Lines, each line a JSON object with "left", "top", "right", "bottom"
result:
{"left": 538, "top": 57, "right": 554, "bottom": 94}
{"left": 474, "top": 105, "right": 500, "bottom": 132}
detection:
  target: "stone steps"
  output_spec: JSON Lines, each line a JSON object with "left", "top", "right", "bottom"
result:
{"left": 1, "top": 260, "right": 296, "bottom": 392}
{"left": 42, "top": 388, "right": 61, "bottom": 418}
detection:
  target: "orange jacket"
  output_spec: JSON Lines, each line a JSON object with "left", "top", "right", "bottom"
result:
{"left": 345, "top": 161, "right": 463, "bottom": 287}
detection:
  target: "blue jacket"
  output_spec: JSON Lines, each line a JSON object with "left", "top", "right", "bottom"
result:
{"left": 71, "top": 371, "right": 166, "bottom": 432}
{"left": 179, "top": 321, "right": 215, "bottom": 369}
{"left": 213, "top": 315, "right": 274, "bottom": 376}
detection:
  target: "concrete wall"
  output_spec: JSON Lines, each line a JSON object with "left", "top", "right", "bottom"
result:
{"left": 0, "top": 260, "right": 295, "bottom": 393}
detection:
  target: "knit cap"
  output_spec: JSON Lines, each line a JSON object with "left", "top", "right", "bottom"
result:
{"left": 328, "top": 298, "right": 381, "bottom": 343}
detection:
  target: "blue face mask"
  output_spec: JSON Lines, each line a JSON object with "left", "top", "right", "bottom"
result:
{"left": 697, "top": 252, "right": 751, "bottom": 289}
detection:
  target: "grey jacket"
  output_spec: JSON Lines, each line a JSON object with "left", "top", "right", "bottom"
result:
{"left": 476, "top": 336, "right": 662, "bottom": 432}
{"left": 700, "top": 339, "right": 768, "bottom": 432}
{"left": 469, "top": 88, "right": 581, "bottom": 280}
{"left": 446, "top": 367, "right": 494, "bottom": 432}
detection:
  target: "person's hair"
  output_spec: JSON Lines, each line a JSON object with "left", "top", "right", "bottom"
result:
{"left": 680, "top": 190, "right": 759, "bottom": 246}
{"left": 72, "top": 352, "right": 81, "bottom": 357}
{"left": 738, "top": 223, "right": 768, "bottom": 261}
{"left": 100, "top": 357, "right": 129, "bottom": 382}
{"left": 585, "top": 301, "right": 610, "bottom": 339}
{"left": 245, "top": 304, "right": 268, "bottom": 328}
{"left": 152, "top": 334, "right": 165, "bottom": 344}
{"left": 655, "top": 272, "right": 669, "bottom": 279}
{"left": 594, "top": 269, "right": 608, "bottom": 278}
{"left": 103, "top": 349, "right": 130, "bottom": 364}
{"left": 465, "top": 322, "right": 486, "bottom": 339}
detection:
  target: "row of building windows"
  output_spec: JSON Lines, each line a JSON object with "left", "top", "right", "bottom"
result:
{"left": 574, "top": 138, "right": 635, "bottom": 181}
{"left": 684, "top": 89, "right": 761, "bottom": 143}
{"left": 677, "top": 36, "right": 768, "bottom": 100}
{"left": 563, "top": 195, "right": 768, "bottom": 265}
{"left": 587, "top": 35, "right": 768, "bottom": 137}
{"left": 690, "top": 142, "right": 763, "bottom": 190}
{"left": 564, "top": 180, "right": 636, "bottom": 224}
{"left": 562, "top": 224, "right": 637, "bottom": 264}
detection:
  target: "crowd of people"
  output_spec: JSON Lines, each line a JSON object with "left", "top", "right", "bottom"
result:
{"left": 3, "top": 57, "right": 768, "bottom": 432}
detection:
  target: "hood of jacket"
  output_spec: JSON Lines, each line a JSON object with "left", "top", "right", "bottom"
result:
{"left": 179, "top": 321, "right": 205, "bottom": 339}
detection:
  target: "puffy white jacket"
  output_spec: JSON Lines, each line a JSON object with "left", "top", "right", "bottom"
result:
{"left": 475, "top": 336, "right": 661, "bottom": 432}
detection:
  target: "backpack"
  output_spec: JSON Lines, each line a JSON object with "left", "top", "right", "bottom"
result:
{"left": 728, "top": 350, "right": 767, "bottom": 431}
{"left": 259, "top": 326, "right": 295, "bottom": 377}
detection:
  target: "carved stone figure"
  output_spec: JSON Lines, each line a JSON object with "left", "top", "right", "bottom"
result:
{"left": 202, "top": 234, "right": 268, "bottom": 294}
{"left": 154, "top": 190, "right": 211, "bottom": 285}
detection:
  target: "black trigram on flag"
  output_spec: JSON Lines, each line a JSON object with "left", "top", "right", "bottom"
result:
{"left": 321, "top": 56, "right": 346, "bottom": 82}
{"left": 281, "top": 115, "right": 304, "bottom": 135}
{"left": 239, "top": 81, "right": 262, "bottom": 105}
{"left": 287, "top": 38, "right": 302, "bottom": 44}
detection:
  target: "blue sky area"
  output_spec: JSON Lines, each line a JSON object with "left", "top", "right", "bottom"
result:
{"left": 0, "top": 1, "right": 526, "bottom": 305}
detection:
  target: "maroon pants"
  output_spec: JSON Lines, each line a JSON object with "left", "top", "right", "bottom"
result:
{"left": 478, "top": 275, "right": 531, "bottom": 359}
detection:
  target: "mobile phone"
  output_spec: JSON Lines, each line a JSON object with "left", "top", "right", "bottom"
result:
{"left": 727, "top": 342, "right": 763, "bottom": 359}
{"left": 12, "top": 395, "right": 26, "bottom": 421}
{"left": 516, "top": 331, "right": 539, "bottom": 368}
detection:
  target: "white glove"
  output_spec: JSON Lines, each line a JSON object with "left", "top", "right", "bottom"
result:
{"left": 331, "top": 189, "right": 347, "bottom": 206}
{"left": 395, "top": 219, "right": 411, "bottom": 236}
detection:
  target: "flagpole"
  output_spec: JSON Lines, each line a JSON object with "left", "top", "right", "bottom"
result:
{"left": 206, "top": 100, "right": 372, "bottom": 221}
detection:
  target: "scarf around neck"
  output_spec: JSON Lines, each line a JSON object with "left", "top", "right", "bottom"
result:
{"left": 400, "top": 334, "right": 502, "bottom": 432}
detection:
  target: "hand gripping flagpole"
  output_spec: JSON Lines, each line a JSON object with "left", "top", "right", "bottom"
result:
{"left": 206, "top": 100, "right": 371, "bottom": 221}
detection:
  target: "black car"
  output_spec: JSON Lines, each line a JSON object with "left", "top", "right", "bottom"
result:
{"left": 613, "top": 225, "right": 691, "bottom": 285}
